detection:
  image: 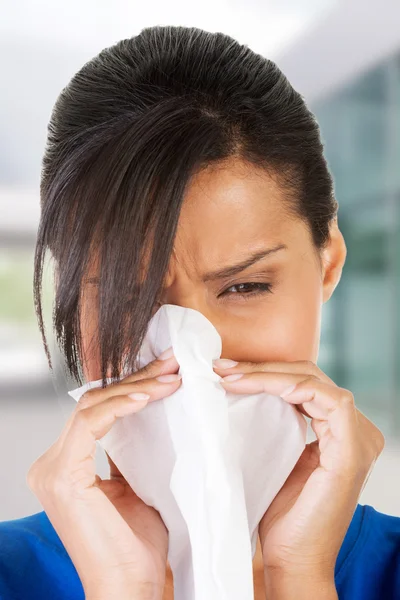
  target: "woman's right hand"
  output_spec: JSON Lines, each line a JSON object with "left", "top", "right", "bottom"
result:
{"left": 26, "top": 347, "right": 182, "bottom": 600}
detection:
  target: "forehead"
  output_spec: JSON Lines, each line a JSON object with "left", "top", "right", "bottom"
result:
{"left": 172, "top": 158, "right": 296, "bottom": 271}
{"left": 84, "top": 158, "right": 303, "bottom": 283}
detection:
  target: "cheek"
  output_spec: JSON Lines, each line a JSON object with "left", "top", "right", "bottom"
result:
{"left": 265, "top": 261, "right": 323, "bottom": 362}
{"left": 263, "top": 301, "right": 321, "bottom": 362}
{"left": 220, "top": 276, "right": 322, "bottom": 363}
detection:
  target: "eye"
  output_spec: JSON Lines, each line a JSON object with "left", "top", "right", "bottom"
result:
{"left": 220, "top": 282, "right": 273, "bottom": 299}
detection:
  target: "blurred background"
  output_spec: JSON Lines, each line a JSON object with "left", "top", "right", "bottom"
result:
{"left": 1, "top": 0, "right": 399, "bottom": 520}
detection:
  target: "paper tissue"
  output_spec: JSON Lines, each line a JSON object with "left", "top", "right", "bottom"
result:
{"left": 67, "top": 304, "right": 307, "bottom": 600}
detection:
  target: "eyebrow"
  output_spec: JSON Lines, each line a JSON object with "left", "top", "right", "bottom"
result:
{"left": 84, "top": 243, "right": 288, "bottom": 286}
{"left": 202, "top": 243, "right": 288, "bottom": 282}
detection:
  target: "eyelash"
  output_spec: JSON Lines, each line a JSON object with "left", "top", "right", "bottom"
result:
{"left": 91, "top": 281, "right": 273, "bottom": 304}
{"left": 220, "top": 282, "right": 274, "bottom": 299}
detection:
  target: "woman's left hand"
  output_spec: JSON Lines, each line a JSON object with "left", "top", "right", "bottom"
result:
{"left": 213, "top": 358, "right": 385, "bottom": 590}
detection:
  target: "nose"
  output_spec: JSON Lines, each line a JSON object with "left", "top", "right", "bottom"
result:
{"left": 156, "top": 285, "right": 223, "bottom": 331}
{"left": 157, "top": 282, "right": 225, "bottom": 347}
{"left": 161, "top": 299, "right": 217, "bottom": 329}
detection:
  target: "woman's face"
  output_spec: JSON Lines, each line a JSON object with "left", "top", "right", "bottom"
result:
{"left": 80, "top": 157, "right": 347, "bottom": 381}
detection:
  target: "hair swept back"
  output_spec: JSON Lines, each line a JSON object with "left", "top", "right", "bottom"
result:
{"left": 34, "top": 25, "right": 338, "bottom": 388}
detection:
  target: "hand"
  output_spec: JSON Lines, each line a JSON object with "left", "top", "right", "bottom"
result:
{"left": 213, "top": 358, "right": 385, "bottom": 592}
{"left": 27, "top": 348, "right": 182, "bottom": 600}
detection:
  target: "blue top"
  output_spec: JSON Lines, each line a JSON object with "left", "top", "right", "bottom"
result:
{"left": 0, "top": 503, "right": 399, "bottom": 599}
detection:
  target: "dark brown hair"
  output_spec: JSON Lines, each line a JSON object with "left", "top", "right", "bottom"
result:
{"left": 34, "top": 25, "right": 338, "bottom": 388}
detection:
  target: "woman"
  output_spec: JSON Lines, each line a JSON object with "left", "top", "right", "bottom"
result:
{"left": 0, "top": 24, "right": 399, "bottom": 600}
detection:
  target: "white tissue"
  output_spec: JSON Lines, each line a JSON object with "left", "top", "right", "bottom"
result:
{"left": 67, "top": 304, "right": 307, "bottom": 600}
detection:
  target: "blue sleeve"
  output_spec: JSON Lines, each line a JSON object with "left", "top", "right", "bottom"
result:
{"left": 0, "top": 505, "right": 399, "bottom": 599}
{"left": 335, "top": 504, "right": 400, "bottom": 600}
{"left": 0, "top": 511, "right": 84, "bottom": 600}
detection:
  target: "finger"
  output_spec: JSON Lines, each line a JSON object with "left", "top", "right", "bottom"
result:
{"left": 220, "top": 370, "right": 314, "bottom": 401}
{"left": 310, "top": 418, "right": 332, "bottom": 452}
{"left": 213, "top": 358, "right": 335, "bottom": 386}
{"left": 279, "top": 379, "right": 357, "bottom": 441}
{"left": 29, "top": 393, "right": 150, "bottom": 499}
{"left": 77, "top": 371, "right": 182, "bottom": 409}
{"left": 120, "top": 346, "right": 180, "bottom": 383}
{"left": 220, "top": 371, "right": 348, "bottom": 422}
{"left": 310, "top": 417, "right": 330, "bottom": 439}
{"left": 224, "top": 372, "right": 359, "bottom": 475}
{"left": 282, "top": 380, "right": 358, "bottom": 451}
{"left": 219, "top": 370, "right": 315, "bottom": 418}
{"left": 60, "top": 373, "right": 182, "bottom": 447}
{"left": 61, "top": 391, "right": 159, "bottom": 475}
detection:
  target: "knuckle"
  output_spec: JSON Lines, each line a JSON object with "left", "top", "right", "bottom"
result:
{"left": 123, "top": 360, "right": 155, "bottom": 383}
{"left": 26, "top": 463, "right": 40, "bottom": 490}
{"left": 340, "top": 390, "right": 354, "bottom": 405}
{"left": 304, "top": 359, "right": 316, "bottom": 369}
{"left": 77, "top": 389, "right": 96, "bottom": 409}
{"left": 26, "top": 453, "right": 49, "bottom": 488}
{"left": 307, "top": 373, "right": 320, "bottom": 383}
{"left": 297, "top": 374, "right": 319, "bottom": 387}
{"left": 293, "top": 360, "right": 336, "bottom": 386}
{"left": 374, "top": 429, "right": 386, "bottom": 454}
{"left": 294, "top": 359, "right": 320, "bottom": 377}
{"left": 301, "top": 359, "right": 317, "bottom": 372}
{"left": 73, "top": 406, "right": 92, "bottom": 426}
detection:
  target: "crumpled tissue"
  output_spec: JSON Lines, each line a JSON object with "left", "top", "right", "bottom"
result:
{"left": 67, "top": 303, "right": 307, "bottom": 600}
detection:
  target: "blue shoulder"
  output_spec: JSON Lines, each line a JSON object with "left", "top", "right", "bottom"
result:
{"left": 1, "top": 504, "right": 399, "bottom": 599}
{"left": 0, "top": 511, "right": 84, "bottom": 600}
{"left": 335, "top": 504, "right": 400, "bottom": 600}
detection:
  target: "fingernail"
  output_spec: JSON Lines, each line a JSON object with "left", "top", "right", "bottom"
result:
{"left": 281, "top": 384, "right": 297, "bottom": 398}
{"left": 156, "top": 373, "right": 182, "bottom": 382}
{"left": 221, "top": 373, "right": 244, "bottom": 382}
{"left": 158, "top": 347, "right": 174, "bottom": 360}
{"left": 128, "top": 392, "right": 150, "bottom": 401}
{"left": 213, "top": 358, "right": 239, "bottom": 369}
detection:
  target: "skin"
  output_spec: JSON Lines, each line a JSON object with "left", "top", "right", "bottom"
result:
{"left": 29, "top": 156, "right": 384, "bottom": 599}
{"left": 82, "top": 157, "right": 331, "bottom": 378}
